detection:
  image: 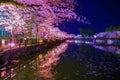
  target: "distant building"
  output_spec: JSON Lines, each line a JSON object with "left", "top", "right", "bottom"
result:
{"left": 0, "top": 27, "right": 11, "bottom": 37}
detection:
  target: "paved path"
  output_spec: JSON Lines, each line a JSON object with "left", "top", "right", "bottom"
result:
{"left": 0, "top": 44, "right": 36, "bottom": 56}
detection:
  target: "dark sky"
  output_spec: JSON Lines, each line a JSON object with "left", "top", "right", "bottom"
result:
{"left": 59, "top": 0, "right": 120, "bottom": 35}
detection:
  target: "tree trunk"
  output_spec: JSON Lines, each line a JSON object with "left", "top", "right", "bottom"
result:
{"left": 36, "top": 25, "right": 39, "bottom": 44}
{"left": 11, "top": 29, "right": 14, "bottom": 42}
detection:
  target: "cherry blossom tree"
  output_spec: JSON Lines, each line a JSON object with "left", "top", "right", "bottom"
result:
{"left": 13, "top": 0, "right": 81, "bottom": 39}
{"left": 13, "top": 0, "right": 78, "bottom": 24}
{"left": 0, "top": 3, "right": 34, "bottom": 40}
{"left": 0, "top": 0, "right": 89, "bottom": 40}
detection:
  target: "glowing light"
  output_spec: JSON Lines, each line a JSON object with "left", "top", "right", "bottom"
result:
{"left": 2, "top": 39, "right": 5, "bottom": 45}
{"left": 8, "top": 43, "right": 15, "bottom": 47}
{"left": 1, "top": 71, "right": 7, "bottom": 77}
{"left": 107, "top": 40, "right": 114, "bottom": 45}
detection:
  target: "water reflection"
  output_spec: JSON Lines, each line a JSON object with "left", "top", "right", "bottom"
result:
{"left": 92, "top": 45, "right": 120, "bottom": 54}
{"left": 37, "top": 43, "right": 68, "bottom": 79}
{"left": 51, "top": 42, "right": 120, "bottom": 80}
{"left": 1, "top": 41, "right": 120, "bottom": 80}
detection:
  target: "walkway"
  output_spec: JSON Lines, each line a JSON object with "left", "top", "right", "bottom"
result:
{"left": 0, "top": 43, "right": 36, "bottom": 56}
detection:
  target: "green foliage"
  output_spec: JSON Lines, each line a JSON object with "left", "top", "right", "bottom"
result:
{"left": 105, "top": 25, "right": 120, "bottom": 32}
{"left": 118, "top": 36, "right": 120, "bottom": 40}
{"left": 0, "top": 36, "right": 11, "bottom": 40}
{"left": 28, "top": 39, "right": 36, "bottom": 44}
{"left": 0, "top": 0, "right": 13, "bottom": 2}
{"left": 79, "top": 27, "right": 94, "bottom": 36}
{"left": 15, "top": 67, "right": 36, "bottom": 80}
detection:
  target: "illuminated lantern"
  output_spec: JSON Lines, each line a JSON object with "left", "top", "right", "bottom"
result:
{"left": 1, "top": 71, "right": 7, "bottom": 77}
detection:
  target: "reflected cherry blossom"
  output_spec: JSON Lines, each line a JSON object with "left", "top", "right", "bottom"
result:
{"left": 93, "top": 45, "right": 120, "bottom": 54}
{"left": 37, "top": 43, "right": 68, "bottom": 79}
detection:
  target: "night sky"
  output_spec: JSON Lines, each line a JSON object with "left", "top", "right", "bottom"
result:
{"left": 59, "top": 0, "right": 120, "bottom": 35}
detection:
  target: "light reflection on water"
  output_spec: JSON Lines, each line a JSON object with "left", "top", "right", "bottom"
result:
{"left": 92, "top": 45, "right": 120, "bottom": 54}
{"left": 3, "top": 40, "right": 120, "bottom": 80}
{"left": 36, "top": 41, "right": 120, "bottom": 80}
{"left": 35, "top": 41, "right": 120, "bottom": 80}
{"left": 37, "top": 43, "right": 68, "bottom": 79}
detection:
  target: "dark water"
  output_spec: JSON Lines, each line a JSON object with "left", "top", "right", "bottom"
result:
{"left": 1, "top": 41, "right": 120, "bottom": 80}
{"left": 34, "top": 42, "right": 120, "bottom": 80}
